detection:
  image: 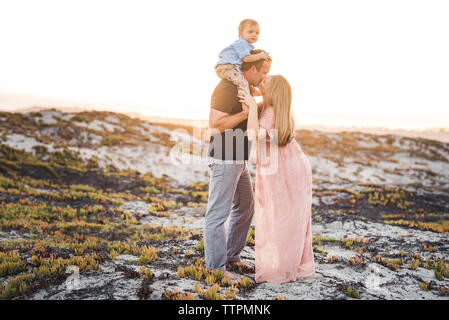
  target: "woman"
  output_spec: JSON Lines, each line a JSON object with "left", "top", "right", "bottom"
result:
{"left": 242, "top": 75, "right": 315, "bottom": 284}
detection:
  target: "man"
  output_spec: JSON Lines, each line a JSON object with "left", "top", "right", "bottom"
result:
{"left": 204, "top": 49, "right": 272, "bottom": 279}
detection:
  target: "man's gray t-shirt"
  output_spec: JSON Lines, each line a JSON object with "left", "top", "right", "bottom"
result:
{"left": 208, "top": 80, "right": 252, "bottom": 161}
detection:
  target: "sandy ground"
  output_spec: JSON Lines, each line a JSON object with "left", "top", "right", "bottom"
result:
{"left": 0, "top": 109, "right": 448, "bottom": 300}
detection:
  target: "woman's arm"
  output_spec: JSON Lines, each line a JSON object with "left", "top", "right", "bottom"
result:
{"left": 247, "top": 102, "right": 259, "bottom": 142}
{"left": 241, "top": 96, "right": 268, "bottom": 142}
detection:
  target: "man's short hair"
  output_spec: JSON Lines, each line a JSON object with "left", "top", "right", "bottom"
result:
{"left": 241, "top": 49, "right": 272, "bottom": 72}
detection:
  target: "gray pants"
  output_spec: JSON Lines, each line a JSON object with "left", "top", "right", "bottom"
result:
{"left": 204, "top": 161, "right": 255, "bottom": 270}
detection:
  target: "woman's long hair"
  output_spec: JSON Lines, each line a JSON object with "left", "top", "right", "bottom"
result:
{"left": 263, "top": 75, "right": 296, "bottom": 147}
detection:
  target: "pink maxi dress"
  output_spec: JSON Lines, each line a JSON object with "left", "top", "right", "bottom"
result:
{"left": 254, "top": 105, "right": 315, "bottom": 284}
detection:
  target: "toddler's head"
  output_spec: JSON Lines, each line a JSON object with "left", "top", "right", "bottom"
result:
{"left": 238, "top": 19, "right": 259, "bottom": 43}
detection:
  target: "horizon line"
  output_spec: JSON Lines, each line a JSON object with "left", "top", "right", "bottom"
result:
{"left": 1, "top": 105, "right": 448, "bottom": 134}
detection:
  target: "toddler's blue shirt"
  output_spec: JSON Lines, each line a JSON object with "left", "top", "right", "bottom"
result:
{"left": 216, "top": 37, "right": 254, "bottom": 73}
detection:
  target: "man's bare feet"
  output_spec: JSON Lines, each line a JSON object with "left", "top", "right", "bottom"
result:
{"left": 226, "top": 261, "right": 255, "bottom": 274}
{"left": 223, "top": 270, "right": 237, "bottom": 280}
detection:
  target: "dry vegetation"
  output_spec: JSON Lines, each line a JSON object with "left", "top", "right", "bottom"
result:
{"left": 1, "top": 109, "right": 448, "bottom": 300}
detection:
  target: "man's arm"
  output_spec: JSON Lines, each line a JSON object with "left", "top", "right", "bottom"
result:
{"left": 209, "top": 108, "right": 248, "bottom": 134}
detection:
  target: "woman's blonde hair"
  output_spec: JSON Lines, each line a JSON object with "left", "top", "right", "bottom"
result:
{"left": 264, "top": 75, "right": 296, "bottom": 147}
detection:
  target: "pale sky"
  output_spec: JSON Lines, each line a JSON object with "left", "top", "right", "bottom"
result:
{"left": 1, "top": 0, "right": 448, "bottom": 129}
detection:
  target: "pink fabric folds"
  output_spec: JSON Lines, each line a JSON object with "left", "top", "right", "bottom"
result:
{"left": 254, "top": 106, "right": 315, "bottom": 284}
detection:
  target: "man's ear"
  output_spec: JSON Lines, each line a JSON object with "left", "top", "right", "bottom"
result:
{"left": 250, "top": 65, "right": 258, "bottom": 73}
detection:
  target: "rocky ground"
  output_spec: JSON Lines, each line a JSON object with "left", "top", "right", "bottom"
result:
{"left": 0, "top": 109, "right": 448, "bottom": 300}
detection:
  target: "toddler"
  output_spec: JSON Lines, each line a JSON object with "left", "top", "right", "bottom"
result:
{"left": 215, "top": 19, "right": 269, "bottom": 99}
